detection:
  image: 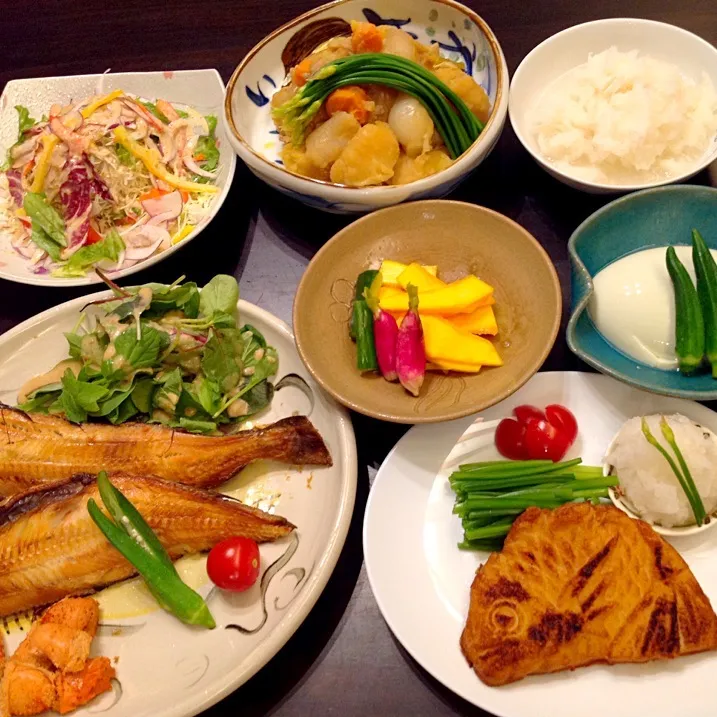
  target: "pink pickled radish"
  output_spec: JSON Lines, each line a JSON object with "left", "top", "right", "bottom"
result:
{"left": 364, "top": 271, "right": 399, "bottom": 382}
{"left": 396, "top": 284, "right": 425, "bottom": 396}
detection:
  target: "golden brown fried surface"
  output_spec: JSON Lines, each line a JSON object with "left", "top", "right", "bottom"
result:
{"left": 0, "top": 474, "right": 294, "bottom": 617}
{"left": 460, "top": 503, "right": 717, "bottom": 686}
{"left": 0, "top": 597, "right": 114, "bottom": 715}
{"left": 0, "top": 405, "right": 332, "bottom": 496}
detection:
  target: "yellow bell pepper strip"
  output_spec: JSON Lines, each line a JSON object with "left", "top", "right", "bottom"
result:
{"left": 422, "top": 315, "right": 502, "bottom": 367}
{"left": 30, "top": 134, "right": 59, "bottom": 193}
{"left": 81, "top": 90, "right": 125, "bottom": 119}
{"left": 379, "top": 275, "right": 493, "bottom": 316}
{"left": 448, "top": 305, "right": 498, "bottom": 336}
{"left": 113, "top": 126, "right": 219, "bottom": 194}
{"left": 379, "top": 259, "right": 438, "bottom": 287}
{"left": 397, "top": 263, "right": 445, "bottom": 291}
{"left": 172, "top": 224, "right": 195, "bottom": 245}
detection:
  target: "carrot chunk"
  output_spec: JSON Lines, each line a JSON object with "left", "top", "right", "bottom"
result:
{"left": 351, "top": 21, "right": 384, "bottom": 53}
{"left": 325, "top": 86, "right": 371, "bottom": 124}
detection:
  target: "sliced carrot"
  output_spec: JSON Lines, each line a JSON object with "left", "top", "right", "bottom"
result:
{"left": 291, "top": 57, "right": 314, "bottom": 87}
{"left": 194, "top": 153, "right": 206, "bottom": 161}
{"left": 325, "top": 86, "right": 371, "bottom": 124}
{"left": 138, "top": 187, "right": 188, "bottom": 203}
{"left": 351, "top": 21, "right": 384, "bottom": 53}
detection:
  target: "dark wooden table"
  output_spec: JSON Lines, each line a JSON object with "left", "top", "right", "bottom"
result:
{"left": 2, "top": 1, "right": 716, "bottom": 715}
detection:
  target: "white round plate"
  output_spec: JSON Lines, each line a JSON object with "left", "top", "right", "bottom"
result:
{"left": 0, "top": 70, "right": 236, "bottom": 286}
{"left": 0, "top": 291, "right": 357, "bottom": 717}
{"left": 364, "top": 371, "right": 717, "bottom": 717}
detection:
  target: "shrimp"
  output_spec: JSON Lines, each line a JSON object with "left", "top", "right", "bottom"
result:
{"left": 0, "top": 597, "right": 114, "bottom": 717}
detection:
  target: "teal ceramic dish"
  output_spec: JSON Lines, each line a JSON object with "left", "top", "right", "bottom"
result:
{"left": 567, "top": 185, "right": 717, "bottom": 399}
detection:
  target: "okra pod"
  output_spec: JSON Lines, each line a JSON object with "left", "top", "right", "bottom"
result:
{"left": 666, "top": 246, "right": 704, "bottom": 374}
{"left": 692, "top": 229, "right": 717, "bottom": 377}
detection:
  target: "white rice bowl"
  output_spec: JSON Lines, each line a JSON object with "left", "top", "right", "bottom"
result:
{"left": 605, "top": 413, "right": 717, "bottom": 528}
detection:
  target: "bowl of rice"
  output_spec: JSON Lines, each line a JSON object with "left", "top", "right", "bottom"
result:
{"left": 509, "top": 18, "right": 717, "bottom": 194}
{"left": 605, "top": 413, "right": 717, "bottom": 536}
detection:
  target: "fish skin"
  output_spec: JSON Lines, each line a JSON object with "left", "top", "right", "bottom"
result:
{"left": 0, "top": 473, "right": 294, "bottom": 617}
{"left": 0, "top": 404, "right": 332, "bottom": 496}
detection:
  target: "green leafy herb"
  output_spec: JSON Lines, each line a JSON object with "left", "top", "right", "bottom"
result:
{"left": 131, "top": 378, "right": 155, "bottom": 413}
{"left": 24, "top": 193, "right": 66, "bottom": 246}
{"left": 178, "top": 417, "right": 217, "bottom": 434}
{"left": 65, "top": 333, "right": 84, "bottom": 360}
{"left": 199, "top": 275, "right": 239, "bottom": 316}
{"left": 201, "top": 332, "right": 241, "bottom": 393}
{"left": 54, "top": 229, "right": 125, "bottom": 277}
{"left": 115, "top": 325, "right": 166, "bottom": 370}
{"left": 15, "top": 105, "right": 37, "bottom": 139}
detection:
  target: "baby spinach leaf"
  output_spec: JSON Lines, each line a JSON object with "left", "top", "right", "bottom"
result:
{"left": 199, "top": 275, "right": 239, "bottom": 317}
{"left": 115, "top": 325, "right": 166, "bottom": 369}
{"left": 61, "top": 369, "right": 111, "bottom": 413}
{"left": 178, "top": 417, "right": 217, "bottom": 434}
{"left": 107, "top": 398, "right": 139, "bottom": 424}
{"left": 201, "top": 333, "right": 240, "bottom": 393}
{"left": 152, "top": 367, "right": 183, "bottom": 415}
{"left": 65, "top": 332, "right": 84, "bottom": 360}
{"left": 196, "top": 377, "right": 221, "bottom": 415}
{"left": 131, "top": 377, "right": 156, "bottom": 413}
{"left": 96, "top": 385, "right": 136, "bottom": 417}
{"left": 241, "top": 379, "right": 275, "bottom": 417}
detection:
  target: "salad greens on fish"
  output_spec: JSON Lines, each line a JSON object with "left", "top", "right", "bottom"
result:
{"left": 19, "top": 275, "right": 278, "bottom": 434}
{"left": 0, "top": 93, "right": 220, "bottom": 278}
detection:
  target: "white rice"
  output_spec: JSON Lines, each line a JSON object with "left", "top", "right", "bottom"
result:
{"left": 606, "top": 414, "right": 717, "bottom": 528}
{"left": 532, "top": 47, "right": 717, "bottom": 184}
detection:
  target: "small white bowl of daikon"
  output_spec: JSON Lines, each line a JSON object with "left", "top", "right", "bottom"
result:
{"left": 509, "top": 18, "right": 717, "bottom": 194}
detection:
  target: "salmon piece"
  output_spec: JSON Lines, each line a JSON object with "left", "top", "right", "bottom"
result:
{"left": 0, "top": 474, "right": 294, "bottom": 616}
{"left": 460, "top": 503, "right": 717, "bottom": 686}
{"left": 0, "top": 405, "right": 331, "bottom": 496}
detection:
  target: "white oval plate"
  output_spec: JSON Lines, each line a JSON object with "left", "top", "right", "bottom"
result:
{"left": 0, "top": 70, "right": 236, "bottom": 287}
{"left": 364, "top": 371, "right": 717, "bottom": 717}
{"left": 0, "top": 291, "right": 356, "bottom": 717}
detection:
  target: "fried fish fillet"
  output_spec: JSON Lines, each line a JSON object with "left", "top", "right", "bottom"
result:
{"left": 460, "top": 503, "right": 717, "bottom": 686}
{"left": 0, "top": 473, "right": 294, "bottom": 616}
{"left": 0, "top": 404, "right": 332, "bottom": 496}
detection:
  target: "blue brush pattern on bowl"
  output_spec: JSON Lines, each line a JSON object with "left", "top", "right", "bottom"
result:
{"left": 224, "top": 0, "right": 508, "bottom": 214}
{"left": 568, "top": 185, "right": 717, "bottom": 399}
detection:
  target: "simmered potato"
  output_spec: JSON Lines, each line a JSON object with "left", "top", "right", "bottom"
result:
{"left": 281, "top": 145, "right": 330, "bottom": 181}
{"left": 390, "top": 150, "right": 453, "bottom": 185}
{"left": 305, "top": 112, "right": 361, "bottom": 169}
{"left": 431, "top": 63, "right": 491, "bottom": 123}
{"left": 329, "top": 122, "right": 400, "bottom": 186}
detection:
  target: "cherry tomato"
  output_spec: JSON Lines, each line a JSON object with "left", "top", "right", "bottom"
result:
{"left": 207, "top": 537, "right": 260, "bottom": 592}
{"left": 494, "top": 418, "right": 529, "bottom": 460}
{"left": 495, "top": 404, "right": 578, "bottom": 462}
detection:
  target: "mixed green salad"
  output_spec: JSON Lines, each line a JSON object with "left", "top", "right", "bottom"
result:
{"left": 19, "top": 275, "right": 278, "bottom": 433}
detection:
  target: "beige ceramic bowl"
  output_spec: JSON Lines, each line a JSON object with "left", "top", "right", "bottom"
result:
{"left": 293, "top": 200, "right": 561, "bottom": 423}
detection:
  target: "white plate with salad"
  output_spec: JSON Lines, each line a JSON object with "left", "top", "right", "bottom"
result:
{"left": 0, "top": 274, "right": 357, "bottom": 717}
{"left": 0, "top": 69, "right": 236, "bottom": 286}
{"left": 364, "top": 371, "right": 717, "bottom": 717}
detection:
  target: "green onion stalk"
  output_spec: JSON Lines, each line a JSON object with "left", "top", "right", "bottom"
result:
{"left": 272, "top": 54, "right": 484, "bottom": 158}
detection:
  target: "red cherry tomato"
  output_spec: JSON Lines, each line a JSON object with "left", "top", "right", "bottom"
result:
{"left": 494, "top": 418, "right": 529, "bottom": 460}
{"left": 86, "top": 226, "right": 103, "bottom": 245}
{"left": 207, "top": 537, "right": 260, "bottom": 592}
{"left": 495, "top": 404, "right": 578, "bottom": 462}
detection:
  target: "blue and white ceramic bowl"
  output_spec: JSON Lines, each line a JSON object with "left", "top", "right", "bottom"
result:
{"left": 567, "top": 185, "right": 717, "bottom": 399}
{"left": 224, "top": 0, "right": 509, "bottom": 213}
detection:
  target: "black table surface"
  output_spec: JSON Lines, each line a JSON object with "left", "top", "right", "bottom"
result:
{"left": 2, "top": 1, "right": 716, "bottom": 715}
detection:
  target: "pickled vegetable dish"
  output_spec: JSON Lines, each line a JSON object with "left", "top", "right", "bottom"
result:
{"left": 271, "top": 20, "right": 491, "bottom": 187}
{"left": 0, "top": 92, "right": 220, "bottom": 277}
{"left": 349, "top": 259, "right": 503, "bottom": 396}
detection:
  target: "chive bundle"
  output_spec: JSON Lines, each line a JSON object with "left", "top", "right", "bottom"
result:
{"left": 641, "top": 416, "right": 707, "bottom": 525}
{"left": 450, "top": 459, "right": 618, "bottom": 551}
{"left": 272, "top": 53, "right": 484, "bottom": 159}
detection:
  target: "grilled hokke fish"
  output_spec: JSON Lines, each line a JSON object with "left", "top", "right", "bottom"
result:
{"left": 0, "top": 404, "right": 332, "bottom": 496}
{"left": 460, "top": 503, "right": 717, "bottom": 686}
{"left": 0, "top": 473, "right": 294, "bottom": 616}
